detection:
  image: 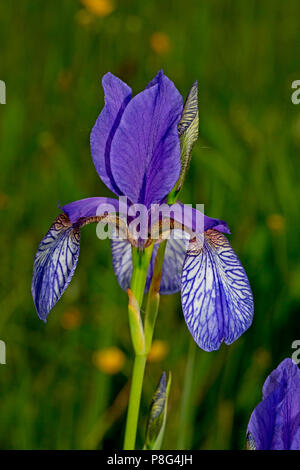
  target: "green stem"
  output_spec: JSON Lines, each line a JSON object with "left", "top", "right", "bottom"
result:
{"left": 123, "top": 353, "right": 147, "bottom": 450}
{"left": 177, "top": 337, "right": 196, "bottom": 449}
{"left": 144, "top": 241, "right": 167, "bottom": 352}
{"left": 123, "top": 170, "right": 184, "bottom": 449}
{"left": 124, "top": 153, "right": 188, "bottom": 449}
{"left": 130, "top": 246, "right": 153, "bottom": 306}
{"left": 123, "top": 245, "right": 153, "bottom": 450}
{"left": 167, "top": 187, "right": 180, "bottom": 205}
{"left": 143, "top": 183, "right": 179, "bottom": 351}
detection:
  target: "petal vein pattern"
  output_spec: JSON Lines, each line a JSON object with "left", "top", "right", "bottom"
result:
{"left": 32, "top": 214, "right": 80, "bottom": 321}
{"left": 181, "top": 229, "right": 254, "bottom": 351}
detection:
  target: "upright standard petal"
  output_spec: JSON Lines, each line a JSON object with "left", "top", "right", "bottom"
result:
{"left": 181, "top": 229, "right": 253, "bottom": 352}
{"left": 32, "top": 214, "right": 80, "bottom": 321}
{"left": 247, "top": 358, "right": 300, "bottom": 450}
{"left": 90, "top": 73, "right": 132, "bottom": 194}
{"left": 110, "top": 72, "right": 183, "bottom": 206}
{"left": 145, "top": 69, "right": 164, "bottom": 89}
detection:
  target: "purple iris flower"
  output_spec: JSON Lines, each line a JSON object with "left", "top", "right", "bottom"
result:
{"left": 247, "top": 358, "right": 300, "bottom": 450}
{"left": 32, "top": 70, "right": 254, "bottom": 351}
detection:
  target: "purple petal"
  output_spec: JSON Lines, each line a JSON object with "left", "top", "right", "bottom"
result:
{"left": 90, "top": 73, "right": 132, "bottom": 194}
{"left": 110, "top": 72, "right": 183, "bottom": 206}
{"left": 176, "top": 202, "right": 231, "bottom": 234}
{"left": 62, "top": 197, "right": 123, "bottom": 224}
{"left": 247, "top": 358, "right": 300, "bottom": 450}
{"left": 262, "top": 357, "right": 300, "bottom": 398}
{"left": 32, "top": 214, "right": 80, "bottom": 321}
{"left": 146, "top": 69, "right": 164, "bottom": 89}
{"left": 181, "top": 229, "right": 253, "bottom": 352}
{"left": 246, "top": 389, "right": 281, "bottom": 450}
{"left": 291, "top": 427, "right": 300, "bottom": 450}
{"left": 33, "top": 196, "right": 125, "bottom": 321}
{"left": 149, "top": 202, "right": 230, "bottom": 237}
{"left": 110, "top": 238, "right": 133, "bottom": 291}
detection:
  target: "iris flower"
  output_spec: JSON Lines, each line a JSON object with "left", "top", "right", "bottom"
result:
{"left": 32, "top": 70, "right": 254, "bottom": 351}
{"left": 247, "top": 358, "right": 300, "bottom": 450}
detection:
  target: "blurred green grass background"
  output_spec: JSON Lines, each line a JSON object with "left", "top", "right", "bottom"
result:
{"left": 1, "top": 0, "right": 300, "bottom": 450}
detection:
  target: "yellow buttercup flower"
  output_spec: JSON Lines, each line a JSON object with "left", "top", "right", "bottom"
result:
{"left": 93, "top": 347, "right": 125, "bottom": 374}
{"left": 150, "top": 32, "right": 171, "bottom": 55}
{"left": 254, "top": 348, "right": 271, "bottom": 368}
{"left": 147, "top": 340, "right": 169, "bottom": 362}
{"left": 0, "top": 193, "right": 9, "bottom": 210}
{"left": 80, "top": 0, "right": 115, "bottom": 17}
{"left": 56, "top": 69, "right": 73, "bottom": 92}
{"left": 61, "top": 308, "right": 82, "bottom": 330}
{"left": 266, "top": 214, "right": 285, "bottom": 232}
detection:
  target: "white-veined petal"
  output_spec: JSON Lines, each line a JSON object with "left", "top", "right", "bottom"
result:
{"left": 32, "top": 214, "right": 80, "bottom": 321}
{"left": 181, "top": 229, "right": 254, "bottom": 351}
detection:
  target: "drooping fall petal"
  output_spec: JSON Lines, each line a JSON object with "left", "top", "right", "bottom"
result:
{"left": 32, "top": 214, "right": 81, "bottom": 321}
{"left": 181, "top": 229, "right": 253, "bottom": 351}
{"left": 33, "top": 199, "right": 122, "bottom": 321}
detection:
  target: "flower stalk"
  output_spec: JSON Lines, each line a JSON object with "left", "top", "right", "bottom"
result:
{"left": 124, "top": 241, "right": 168, "bottom": 449}
{"left": 123, "top": 353, "right": 147, "bottom": 450}
{"left": 130, "top": 246, "right": 153, "bottom": 308}
{"left": 144, "top": 241, "right": 167, "bottom": 353}
{"left": 123, "top": 245, "right": 153, "bottom": 450}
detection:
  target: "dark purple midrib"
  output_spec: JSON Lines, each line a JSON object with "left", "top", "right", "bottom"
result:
{"left": 105, "top": 93, "right": 132, "bottom": 196}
